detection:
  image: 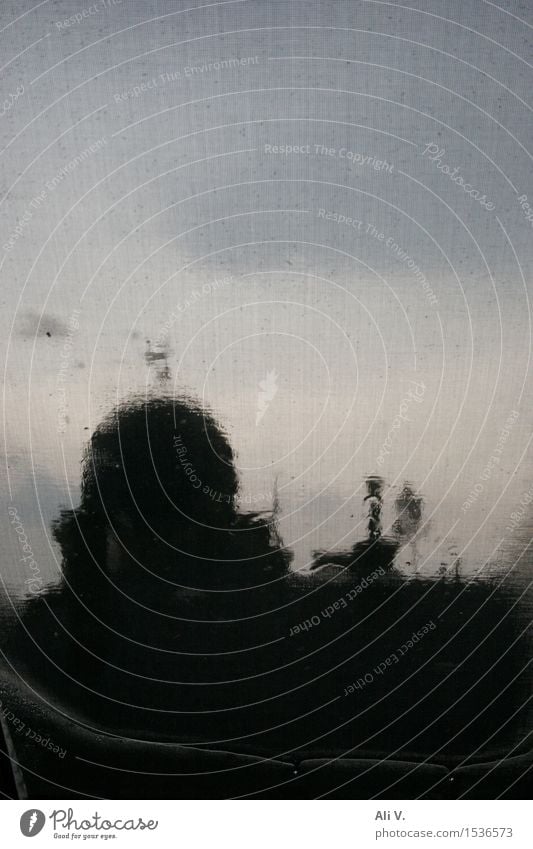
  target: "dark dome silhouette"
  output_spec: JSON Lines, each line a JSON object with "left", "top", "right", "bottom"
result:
{"left": 54, "top": 394, "right": 291, "bottom": 598}
{"left": 80, "top": 394, "right": 238, "bottom": 535}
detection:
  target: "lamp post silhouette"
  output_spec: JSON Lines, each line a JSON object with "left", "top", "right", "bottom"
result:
{"left": 364, "top": 475, "right": 384, "bottom": 541}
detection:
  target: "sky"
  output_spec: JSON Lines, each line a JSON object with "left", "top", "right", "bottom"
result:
{"left": 1, "top": 0, "right": 533, "bottom": 583}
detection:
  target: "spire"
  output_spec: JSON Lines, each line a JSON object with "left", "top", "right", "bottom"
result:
{"left": 144, "top": 339, "right": 171, "bottom": 384}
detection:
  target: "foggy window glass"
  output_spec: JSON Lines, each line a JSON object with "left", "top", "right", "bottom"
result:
{"left": 0, "top": 0, "right": 531, "bottom": 802}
